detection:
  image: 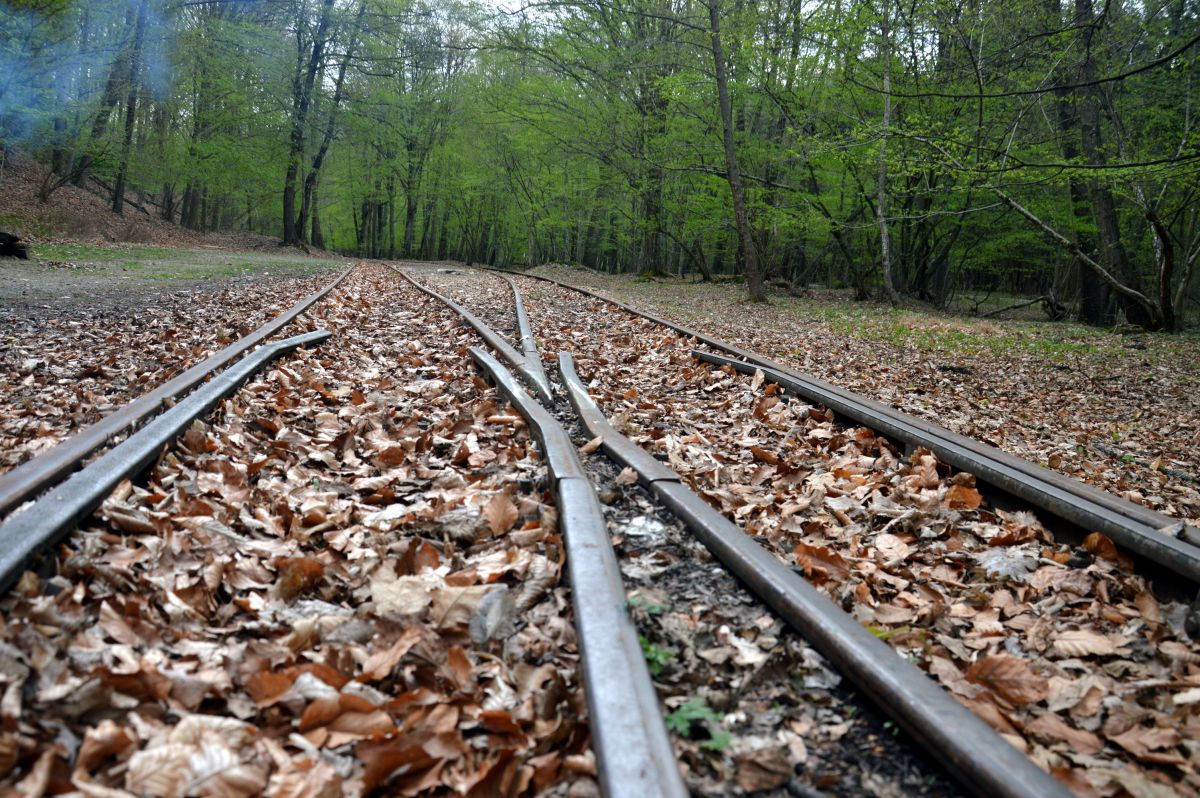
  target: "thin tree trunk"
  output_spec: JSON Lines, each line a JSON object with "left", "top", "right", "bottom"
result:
{"left": 707, "top": 0, "right": 764, "bottom": 302}
{"left": 1074, "top": 0, "right": 1157, "bottom": 328}
{"left": 1048, "top": 0, "right": 1107, "bottom": 325}
{"left": 283, "top": 0, "right": 335, "bottom": 245}
{"left": 311, "top": 177, "right": 324, "bottom": 249}
{"left": 112, "top": 0, "right": 149, "bottom": 216}
{"left": 876, "top": 0, "right": 900, "bottom": 304}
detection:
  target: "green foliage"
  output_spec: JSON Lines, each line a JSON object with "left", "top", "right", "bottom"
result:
{"left": 639, "top": 636, "right": 675, "bottom": 675}
{"left": 665, "top": 697, "right": 731, "bottom": 751}
{"left": 1, "top": 0, "right": 1195, "bottom": 326}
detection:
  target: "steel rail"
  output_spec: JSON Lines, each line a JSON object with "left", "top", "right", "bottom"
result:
{"left": 487, "top": 267, "right": 1200, "bottom": 582}
{"left": 697, "top": 350, "right": 1200, "bottom": 585}
{"left": 0, "top": 264, "right": 355, "bottom": 518}
{"left": 556, "top": 351, "right": 1071, "bottom": 798}
{"left": 503, "top": 275, "right": 554, "bottom": 399}
{"left": 0, "top": 330, "right": 332, "bottom": 594}
{"left": 469, "top": 347, "right": 686, "bottom": 798}
{"left": 392, "top": 268, "right": 554, "bottom": 405}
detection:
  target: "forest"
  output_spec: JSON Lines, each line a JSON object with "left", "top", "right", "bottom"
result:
{"left": 0, "top": 0, "right": 1197, "bottom": 329}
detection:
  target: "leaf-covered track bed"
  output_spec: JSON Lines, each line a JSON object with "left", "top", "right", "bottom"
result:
{"left": 406, "top": 265, "right": 518, "bottom": 343}
{"left": 529, "top": 266, "right": 1200, "bottom": 524}
{"left": 0, "top": 265, "right": 592, "bottom": 796}
{"left": 414, "top": 265, "right": 967, "bottom": 796}
{"left": 494, "top": 272, "right": 1200, "bottom": 797}
{"left": 581, "top": 451, "right": 960, "bottom": 797}
{"left": 0, "top": 270, "right": 339, "bottom": 477}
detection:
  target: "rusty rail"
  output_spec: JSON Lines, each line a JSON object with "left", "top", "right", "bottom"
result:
{"left": 556, "top": 351, "right": 1071, "bottom": 798}
{"left": 0, "top": 264, "right": 354, "bottom": 518}
{"left": 697, "top": 350, "right": 1200, "bottom": 585}
{"left": 469, "top": 347, "right": 687, "bottom": 798}
{"left": 503, "top": 275, "right": 553, "bottom": 399}
{"left": 0, "top": 330, "right": 332, "bottom": 594}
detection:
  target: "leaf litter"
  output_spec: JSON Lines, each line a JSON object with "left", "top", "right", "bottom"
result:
{"left": 0, "top": 265, "right": 591, "bottom": 796}
{"left": 532, "top": 266, "right": 1200, "bottom": 524}
{"left": 0, "top": 271, "right": 337, "bottom": 477}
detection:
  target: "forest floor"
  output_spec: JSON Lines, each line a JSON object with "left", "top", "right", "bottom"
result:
{"left": 527, "top": 265, "right": 1200, "bottom": 524}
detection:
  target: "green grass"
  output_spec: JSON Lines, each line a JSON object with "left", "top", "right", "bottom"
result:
{"left": 640, "top": 636, "right": 676, "bottom": 675}
{"left": 30, "top": 242, "right": 342, "bottom": 282}
{"left": 782, "top": 299, "right": 1123, "bottom": 361}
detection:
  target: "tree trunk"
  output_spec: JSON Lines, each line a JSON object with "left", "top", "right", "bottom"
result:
{"left": 1075, "top": 0, "right": 1152, "bottom": 328}
{"left": 311, "top": 177, "right": 324, "bottom": 249}
{"left": 875, "top": 0, "right": 900, "bottom": 304}
{"left": 112, "top": 0, "right": 149, "bottom": 217}
{"left": 707, "top": 0, "right": 764, "bottom": 302}
{"left": 283, "top": 0, "right": 335, "bottom": 245}
{"left": 1048, "top": 0, "right": 1108, "bottom": 326}
{"left": 297, "top": 0, "right": 366, "bottom": 243}
{"left": 70, "top": 15, "right": 131, "bottom": 190}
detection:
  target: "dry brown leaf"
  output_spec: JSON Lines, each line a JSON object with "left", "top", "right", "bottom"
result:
{"left": 615, "top": 467, "right": 638, "bottom": 485}
{"left": 793, "top": 543, "right": 851, "bottom": 584}
{"left": 266, "top": 758, "right": 342, "bottom": 798}
{"left": 370, "top": 565, "right": 435, "bottom": 618}
{"left": 965, "top": 655, "right": 1048, "bottom": 705}
{"left": 360, "top": 628, "right": 422, "bottom": 681}
{"left": 734, "top": 748, "right": 791, "bottom": 792}
{"left": 874, "top": 533, "right": 910, "bottom": 563}
{"left": 944, "top": 483, "right": 982, "bottom": 510}
{"left": 1109, "top": 725, "right": 1181, "bottom": 757}
{"left": 750, "top": 445, "right": 780, "bottom": 465}
{"left": 483, "top": 493, "right": 519, "bottom": 536}
{"left": 579, "top": 435, "right": 603, "bottom": 455}
{"left": 1025, "top": 712, "right": 1103, "bottom": 754}
{"left": 1051, "top": 629, "right": 1116, "bottom": 658}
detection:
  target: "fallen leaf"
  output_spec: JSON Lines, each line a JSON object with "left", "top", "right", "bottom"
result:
{"left": 734, "top": 748, "right": 790, "bottom": 792}
{"left": 1052, "top": 629, "right": 1116, "bottom": 658}
{"left": 965, "top": 655, "right": 1048, "bottom": 705}
{"left": 482, "top": 493, "right": 519, "bottom": 536}
{"left": 1025, "top": 712, "right": 1103, "bottom": 754}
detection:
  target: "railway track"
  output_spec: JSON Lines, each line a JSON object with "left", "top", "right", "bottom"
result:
{"left": 2, "top": 259, "right": 1196, "bottom": 796}
{"left": 0, "top": 266, "right": 604, "bottom": 795}
{"left": 408, "top": 262, "right": 1200, "bottom": 797}
{"left": 0, "top": 265, "right": 355, "bottom": 518}
{"left": 487, "top": 266, "right": 1200, "bottom": 587}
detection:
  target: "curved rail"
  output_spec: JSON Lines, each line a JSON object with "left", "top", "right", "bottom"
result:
{"left": 469, "top": 347, "right": 686, "bottom": 798}
{"left": 0, "top": 330, "right": 332, "bottom": 593}
{"left": 503, "top": 275, "right": 553, "bottom": 398}
{"left": 488, "top": 266, "right": 1200, "bottom": 586}
{"left": 392, "top": 268, "right": 554, "bottom": 405}
{"left": 0, "top": 263, "right": 355, "bottom": 518}
{"left": 556, "top": 352, "right": 1071, "bottom": 798}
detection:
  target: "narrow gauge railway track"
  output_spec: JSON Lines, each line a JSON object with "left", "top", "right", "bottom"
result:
{"left": 0, "top": 264, "right": 356, "bottom": 518}
{"left": 401, "top": 264, "right": 1069, "bottom": 798}
{"left": 0, "top": 265, "right": 604, "bottom": 795}
{"left": 487, "top": 267, "right": 1200, "bottom": 587}
{"left": 412, "top": 263, "right": 1200, "bottom": 797}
